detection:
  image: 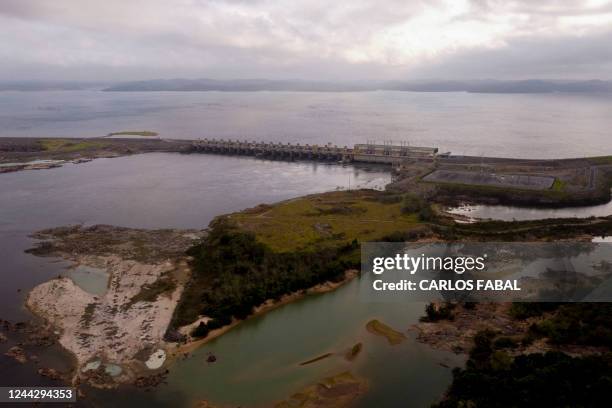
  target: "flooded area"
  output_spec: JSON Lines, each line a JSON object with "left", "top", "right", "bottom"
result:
{"left": 65, "top": 265, "right": 109, "bottom": 296}
{"left": 447, "top": 200, "right": 612, "bottom": 222}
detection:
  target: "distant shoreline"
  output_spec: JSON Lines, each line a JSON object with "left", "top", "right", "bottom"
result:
{"left": 3, "top": 78, "right": 612, "bottom": 94}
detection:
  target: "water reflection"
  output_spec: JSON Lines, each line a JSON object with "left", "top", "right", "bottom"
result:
{"left": 448, "top": 201, "right": 612, "bottom": 222}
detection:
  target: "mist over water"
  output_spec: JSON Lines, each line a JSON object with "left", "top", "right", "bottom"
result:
{"left": 2, "top": 90, "right": 612, "bottom": 158}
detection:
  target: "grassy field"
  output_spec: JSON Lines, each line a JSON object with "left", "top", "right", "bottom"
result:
{"left": 171, "top": 190, "right": 425, "bottom": 330}
{"left": 551, "top": 178, "right": 567, "bottom": 192}
{"left": 229, "top": 190, "right": 420, "bottom": 252}
{"left": 38, "top": 139, "right": 109, "bottom": 152}
{"left": 588, "top": 155, "right": 612, "bottom": 165}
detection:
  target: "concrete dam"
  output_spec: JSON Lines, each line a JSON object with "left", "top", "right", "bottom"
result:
{"left": 189, "top": 138, "right": 439, "bottom": 164}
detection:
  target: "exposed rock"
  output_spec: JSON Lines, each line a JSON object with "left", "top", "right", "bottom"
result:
{"left": 164, "top": 328, "right": 187, "bottom": 343}
{"left": 193, "top": 400, "right": 218, "bottom": 408}
{"left": 82, "top": 365, "right": 115, "bottom": 388}
{"left": 134, "top": 370, "right": 169, "bottom": 389}
{"left": 25, "top": 225, "right": 205, "bottom": 386}
{"left": 5, "top": 346, "right": 27, "bottom": 363}
{"left": 37, "top": 367, "right": 65, "bottom": 381}
{"left": 412, "top": 303, "right": 535, "bottom": 354}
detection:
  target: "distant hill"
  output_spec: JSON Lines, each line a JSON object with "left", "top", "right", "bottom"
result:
{"left": 0, "top": 81, "right": 111, "bottom": 91}
{"left": 2, "top": 79, "right": 611, "bottom": 93}
{"left": 103, "top": 78, "right": 612, "bottom": 93}
{"left": 103, "top": 78, "right": 377, "bottom": 92}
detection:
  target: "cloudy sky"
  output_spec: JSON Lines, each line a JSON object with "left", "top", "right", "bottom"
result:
{"left": 2, "top": 0, "right": 612, "bottom": 81}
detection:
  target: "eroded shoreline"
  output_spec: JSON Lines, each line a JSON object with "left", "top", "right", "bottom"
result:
{"left": 23, "top": 224, "right": 359, "bottom": 389}
{"left": 24, "top": 225, "right": 204, "bottom": 387}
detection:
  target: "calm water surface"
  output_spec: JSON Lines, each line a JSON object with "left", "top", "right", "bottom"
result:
{"left": 0, "top": 153, "right": 388, "bottom": 318}
{"left": 448, "top": 201, "right": 612, "bottom": 221}
{"left": 2, "top": 90, "right": 612, "bottom": 158}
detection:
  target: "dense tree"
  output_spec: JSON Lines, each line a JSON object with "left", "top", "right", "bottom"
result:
{"left": 172, "top": 218, "right": 359, "bottom": 332}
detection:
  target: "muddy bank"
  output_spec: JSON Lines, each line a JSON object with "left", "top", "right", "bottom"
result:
{"left": 173, "top": 269, "right": 359, "bottom": 355}
{"left": 24, "top": 224, "right": 361, "bottom": 387}
{"left": 275, "top": 371, "right": 367, "bottom": 408}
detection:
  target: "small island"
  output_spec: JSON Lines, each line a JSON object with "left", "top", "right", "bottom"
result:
{"left": 106, "top": 131, "right": 159, "bottom": 137}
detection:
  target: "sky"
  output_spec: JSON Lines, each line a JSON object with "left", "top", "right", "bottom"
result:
{"left": 1, "top": 0, "right": 612, "bottom": 81}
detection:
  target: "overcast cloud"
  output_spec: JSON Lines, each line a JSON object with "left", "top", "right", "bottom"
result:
{"left": 1, "top": 0, "right": 612, "bottom": 81}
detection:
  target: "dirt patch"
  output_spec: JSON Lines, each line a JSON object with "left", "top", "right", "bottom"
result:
{"left": 275, "top": 371, "right": 367, "bottom": 408}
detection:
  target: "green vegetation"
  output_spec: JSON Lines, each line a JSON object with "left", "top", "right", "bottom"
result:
{"left": 528, "top": 303, "right": 612, "bottom": 348}
{"left": 492, "top": 336, "right": 519, "bottom": 350}
{"left": 401, "top": 193, "right": 427, "bottom": 214}
{"left": 191, "top": 321, "right": 209, "bottom": 338}
{"left": 436, "top": 324, "right": 612, "bottom": 406}
{"left": 38, "top": 139, "right": 109, "bottom": 153}
{"left": 420, "top": 302, "right": 456, "bottom": 322}
{"left": 174, "top": 217, "right": 359, "bottom": 330}
{"left": 366, "top": 319, "right": 406, "bottom": 345}
{"left": 508, "top": 303, "right": 612, "bottom": 348}
{"left": 432, "top": 179, "right": 611, "bottom": 208}
{"left": 231, "top": 190, "right": 420, "bottom": 252}
{"left": 346, "top": 342, "right": 363, "bottom": 360}
{"left": 551, "top": 178, "right": 567, "bottom": 192}
{"left": 434, "top": 303, "right": 612, "bottom": 407}
{"left": 173, "top": 192, "right": 427, "bottom": 336}
{"left": 107, "top": 131, "right": 158, "bottom": 137}
{"left": 172, "top": 191, "right": 428, "bottom": 336}
{"left": 435, "top": 216, "right": 612, "bottom": 241}
{"left": 125, "top": 273, "right": 176, "bottom": 309}
{"left": 80, "top": 302, "right": 97, "bottom": 329}
{"left": 588, "top": 155, "right": 612, "bottom": 165}
{"left": 401, "top": 192, "right": 435, "bottom": 221}
{"left": 509, "top": 303, "right": 561, "bottom": 319}
{"left": 434, "top": 351, "right": 612, "bottom": 408}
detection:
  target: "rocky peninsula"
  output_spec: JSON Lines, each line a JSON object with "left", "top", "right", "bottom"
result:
{"left": 25, "top": 225, "right": 205, "bottom": 386}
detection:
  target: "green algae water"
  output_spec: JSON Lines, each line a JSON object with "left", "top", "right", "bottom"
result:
{"left": 120, "top": 279, "right": 463, "bottom": 407}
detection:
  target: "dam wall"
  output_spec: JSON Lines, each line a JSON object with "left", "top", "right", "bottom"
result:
{"left": 189, "top": 139, "right": 439, "bottom": 164}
